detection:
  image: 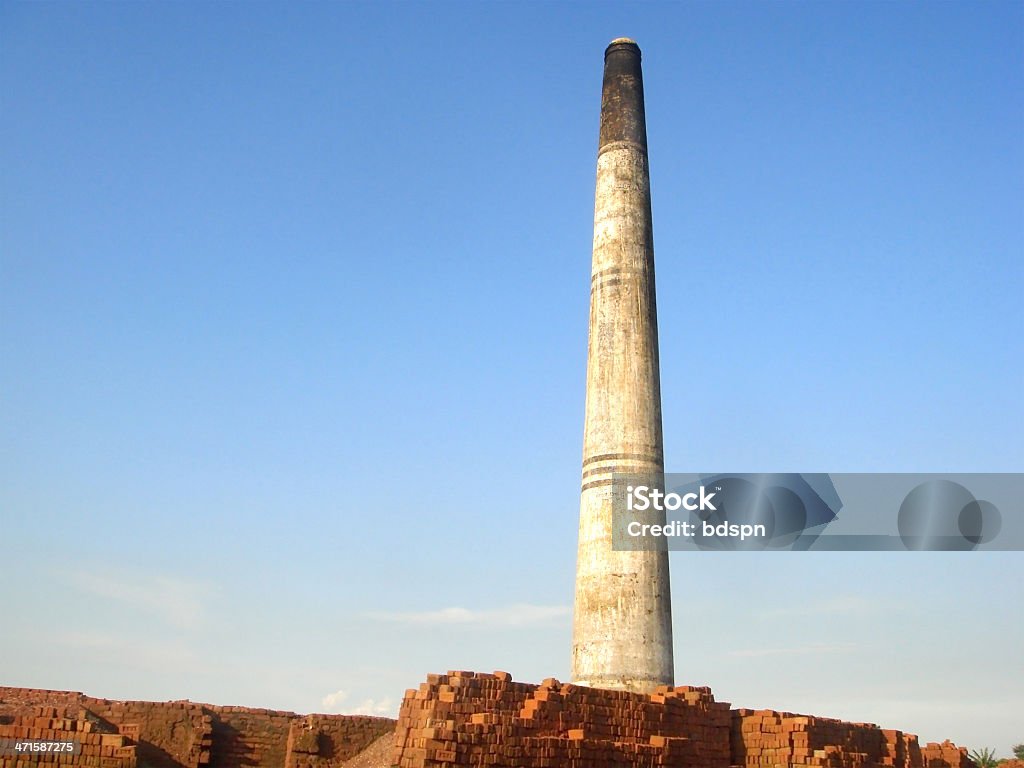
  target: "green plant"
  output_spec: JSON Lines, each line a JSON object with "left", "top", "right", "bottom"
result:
{"left": 969, "top": 747, "right": 999, "bottom": 768}
{"left": 1013, "top": 743, "right": 1024, "bottom": 760}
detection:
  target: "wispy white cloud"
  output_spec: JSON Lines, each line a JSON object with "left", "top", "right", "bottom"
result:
{"left": 319, "top": 690, "right": 397, "bottom": 717}
{"left": 367, "top": 604, "right": 569, "bottom": 627}
{"left": 53, "top": 630, "right": 199, "bottom": 667}
{"left": 350, "top": 697, "right": 396, "bottom": 716}
{"left": 68, "top": 570, "right": 207, "bottom": 630}
{"left": 758, "top": 595, "right": 875, "bottom": 620}
{"left": 727, "top": 642, "right": 859, "bottom": 658}
{"left": 321, "top": 689, "right": 349, "bottom": 711}
{"left": 57, "top": 631, "right": 123, "bottom": 650}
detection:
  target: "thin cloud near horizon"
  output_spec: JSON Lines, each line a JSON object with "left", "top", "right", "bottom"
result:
{"left": 320, "top": 688, "right": 396, "bottom": 717}
{"left": 367, "top": 604, "right": 570, "bottom": 627}
{"left": 67, "top": 570, "right": 208, "bottom": 631}
{"left": 727, "top": 642, "right": 860, "bottom": 659}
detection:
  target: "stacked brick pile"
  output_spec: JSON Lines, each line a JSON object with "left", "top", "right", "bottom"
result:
{"left": 0, "top": 705, "right": 136, "bottom": 768}
{"left": 731, "top": 708, "right": 905, "bottom": 766}
{"left": 921, "top": 741, "right": 974, "bottom": 768}
{"left": 90, "top": 700, "right": 211, "bottom": 767}
{"left": 728, "top": 709, "right": 956, "bottom": 767}
{"left": 880, "top": 729, "right": 925, "bottom": 768}
{"left": 393, "top": 673, "right": 977, "bottom": 768}
{"left": 204, "top": 705, "right": 395, "bottom": 767}
{"left": 286, "top": 714, "right": 398, "bottom": 768}
{"left": 205, "top": 705, "right": 294, "bottom": 767}
{"left": 0, "top": 687, "right": 395, "bottom": 768}
{"left": 703, "top": 707, "right": 971, "bottom": 768}
{"left": 0, "top": 689, "right": 210, "bottom": 768}
{"left": 392, "top": 670, "right": 732, "bottom": 768}
{"left": 0, "top": 682, "right": 978, "bottom": 768}
{"left": 0, "top": 690, "right": 85, "bottom": 720}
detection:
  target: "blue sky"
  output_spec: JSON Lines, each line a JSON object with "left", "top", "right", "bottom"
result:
{"left": 2, "top": 0, "right": 1022, "bottom": 757}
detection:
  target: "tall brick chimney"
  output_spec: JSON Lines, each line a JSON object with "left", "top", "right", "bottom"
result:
{"left": 570, "top": 38, "right": 674, "bottom": 693}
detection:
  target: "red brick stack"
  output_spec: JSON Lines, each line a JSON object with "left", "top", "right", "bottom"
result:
{"left": 394, "top": 674, "right": 979, "bottom": 768}
{"left": 0, "top": 682, "right": 979, "bottom": 768}
{"left": 729, "top": 709, "right": 960, "bottom": 768}
{"left": 205, "top": 705, "right": 294, "bottom": 767}
{"left": 392, "top": 670, "right": 732, "bottom": 768}
{"left": 285, "top": 713, "right": 399, "bottom": 768}
{"left": 880, "top": 729, "right": 924, "bottom": 768}
{"left": 0, "top": 689, "right": 212, "bottom": 768}
{"left": 0, "top": 687, "right": 395, "bottom": 768}
{"left": 731, "top": 709, "right": 891, "bottom": 766}
{"left": 921, "top": 741, "right": 974, "bottom": 768}
{"left": 0, "top": 705, "right": 136, "bottom": 768}
{"left": 90, "top": 700, "right": 211, "bottom": 767}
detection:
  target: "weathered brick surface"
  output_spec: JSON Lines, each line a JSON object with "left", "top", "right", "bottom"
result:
{"left": 0, "top": 688, "right": 394, "bottom": 768}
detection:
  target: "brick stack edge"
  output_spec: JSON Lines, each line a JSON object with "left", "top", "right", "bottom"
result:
{"left": 0, "top": 705, "right": 135, "bottom": 768}
{"left": 391, "top": 671, "right": 976, "bottom": 768}
{"left": 0, "top": 679, "right": 975, "bottom": 768}
{"left": 0, "top": 688, "right": 394, "bottom": 768}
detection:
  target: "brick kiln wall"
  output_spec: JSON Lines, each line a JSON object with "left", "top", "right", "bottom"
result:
{"left": 391, "top": 671, "right": 977, "bottom": 768}
{"left": 0, "top": 687, "right": 394, "bottom": 768}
